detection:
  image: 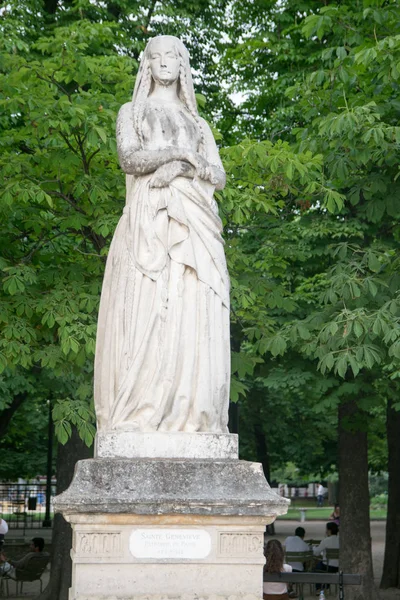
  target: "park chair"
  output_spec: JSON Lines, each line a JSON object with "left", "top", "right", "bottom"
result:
{"left": 264, "top": 571, "right": 361, "bottom": 600}
{"left": 3, "top": 554, "right": 50, "bottom": 597}
{"left": 285, "top": 551, "right": 314, "bottom": 596}
{"left": 326, "top": 548, "right": 339, "bottom": 566}
{"left": 314, "top": 548, "right": 340, "bottom": 595}
{"left": 326, "top": 548, "right": 340, "bottom": 594}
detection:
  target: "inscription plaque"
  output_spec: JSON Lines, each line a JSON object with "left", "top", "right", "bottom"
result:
{"left": 130, "top": 528, "right": 212, "bottom": 559}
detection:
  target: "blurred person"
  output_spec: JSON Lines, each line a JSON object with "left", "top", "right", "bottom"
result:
{"left": 263, "top": 539, "right": 292, "bottom": 600}
{"left": 284, "top": 527, "right": 310, "bottom": 571}
{"left": 313, "top": 522, "right": 339, "bottom": 592}
{"left": 0, "top": 517, "right": 8, "bottom": 551}
{"left": 0, "top": 517, "right": 8, "bottom": 538}
{"left": 0, "top": 537, "right": 49, "bottom": 576}
{"left": 329, "top": 504, "right": 340, "bottom": 526}
{"left": 0, "top": 520, "right": 11, "bottom": 575}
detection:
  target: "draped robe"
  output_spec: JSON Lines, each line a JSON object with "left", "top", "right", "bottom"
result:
{"left": 94, "top": 101, "right": 230, "bottom": 433}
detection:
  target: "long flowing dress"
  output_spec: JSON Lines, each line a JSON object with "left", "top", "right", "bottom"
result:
{"left": 94, "top": 101, "right": 230, "bottom": 433}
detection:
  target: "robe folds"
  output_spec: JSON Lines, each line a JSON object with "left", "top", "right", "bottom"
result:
{"left": 94, "top": 174, "right": 230, "bottom": 433}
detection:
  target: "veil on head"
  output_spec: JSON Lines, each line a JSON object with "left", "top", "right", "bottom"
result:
{"left": 132, "top": 35, "right": 199, "bottom": 116}
{"left": 126, "top": 36, "right": 205, "bottom": 197}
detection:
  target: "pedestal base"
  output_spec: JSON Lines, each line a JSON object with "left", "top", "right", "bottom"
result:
{"left": 95, "top": 431, "right": 238, "bottom": 459}
{"left": 55, "top": 454, "right": 289, "bottom": 600}
{"left": 67, "top": 514, "right": 270, "bottom": 600}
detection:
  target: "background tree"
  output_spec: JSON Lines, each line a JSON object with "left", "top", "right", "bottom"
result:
{"left": 218, "top": 1, "right": 400, "bottom": 598}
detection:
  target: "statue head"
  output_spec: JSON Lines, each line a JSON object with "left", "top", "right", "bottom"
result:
{"left": 133, "top": 36, "right": 196, "bottom": 106}
{"left": 132, "top": 36, "right": 202, "bottom": 148}
{"left": 146, "top": 36, "right": 182, "bottom": 87}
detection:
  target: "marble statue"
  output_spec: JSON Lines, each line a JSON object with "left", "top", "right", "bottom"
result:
{"left": 94, "top": 35, "right": 230, "bottom": 434}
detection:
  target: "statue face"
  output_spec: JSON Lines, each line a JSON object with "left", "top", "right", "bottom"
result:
{"left": 148, "top": 37, "right": 180, "bottom": 87}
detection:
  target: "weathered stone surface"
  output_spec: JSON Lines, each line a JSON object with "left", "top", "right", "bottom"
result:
{"left": 95, "top": 432, "right": 238, "bottom": 459}
{"left": 67, "top": 519, "right": 268, "bottom": 600}
{"left": 54, "top": 458, "right": 289, "bottom": 517}
{"left": 56, "top": 459, "right": 289, "bottom": 600}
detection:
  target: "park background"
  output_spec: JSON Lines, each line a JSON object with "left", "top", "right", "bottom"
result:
{"left": 0, "top": 0, "right": 399, "bottom": 599}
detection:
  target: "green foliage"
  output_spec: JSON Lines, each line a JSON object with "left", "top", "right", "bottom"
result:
{"left": 271, "top": 462, "right": 306, "bottom": 486}
{"left": 0, "top": 15, "right": 130, "bottom": 377}
{"left": 217, "top": 0, "right": 400, "bottom": 475}
{"left": 369, "top": 471, "right": 389, "bottom": 497}
{"left": 370, "top": 493, "right": 388, "bottom": 509}
{"left": 53, "top": 398, "right": 96, "bottom": 446}
{"left": 0, "top": 378, "right": 51, "bottom": 480}
{"left": 222, "top": 1, "right": 400, "bottom": 381}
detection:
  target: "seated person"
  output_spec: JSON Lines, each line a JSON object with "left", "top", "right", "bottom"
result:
{"left": 284, "top": 526, "right": 310, "bottom": 571}
{"left": 263, "top": 539, "right": 292, "bottom": 600}
{"left": 0, "top": 555, "right": 11, "bottom": 575}
{"left": 0, "top": 537, "right": 49, "bottom": 576}
{"left": 329, "top": 504, "right": 340, "bottom": 526}
{"left": 0, "top": 518, "right": 8, "bottom": 536}
{"left": 313, "top": 522, "right": 339, "bottom": 591}
{"left": 0, "top": 518, "right": 10, "bottom": 574}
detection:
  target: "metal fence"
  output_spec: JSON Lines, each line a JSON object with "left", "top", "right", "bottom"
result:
{"left": 0, "top": 482, "right": 56, "bottom": 530}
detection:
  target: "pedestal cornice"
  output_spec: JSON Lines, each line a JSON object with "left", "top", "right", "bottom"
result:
{"left": 54, "top": 458, "right": 289, "bottom": 518}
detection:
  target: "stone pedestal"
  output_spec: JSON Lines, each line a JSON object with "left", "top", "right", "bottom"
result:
{"left": 95, "top": 432, "right": 238, "bottom": 460}
{"left": 54, "top": 435, "right": 289, "bottom": 600}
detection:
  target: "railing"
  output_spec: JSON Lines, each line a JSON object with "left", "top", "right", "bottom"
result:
{"left": 0, "top": 482, "right": 56, "bottom": 530}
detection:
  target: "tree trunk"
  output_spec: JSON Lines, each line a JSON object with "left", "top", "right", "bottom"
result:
{"left": 380, "top": 396, "right": 400, "bottom": 588}
{"left": 253, "top": 401, "right": 275, "bottom": 534}
{"left": 338, "top": 398, "right": 380, "bottom": 600}
{"left": 34, "top": 427, "right": 92, "bottom": 600}
{"left": 0, "top": 393, "right": 27, "bottom": 439}
{"left": 228, "top": 401, "right": 239, "bottom": 435}
{"left": 254, "top": 421, "right": 271, "bottom": 482}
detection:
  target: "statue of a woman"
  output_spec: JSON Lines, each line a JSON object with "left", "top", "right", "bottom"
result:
{"left": 94, "top": 35, "right": 230, "bottom": 433}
